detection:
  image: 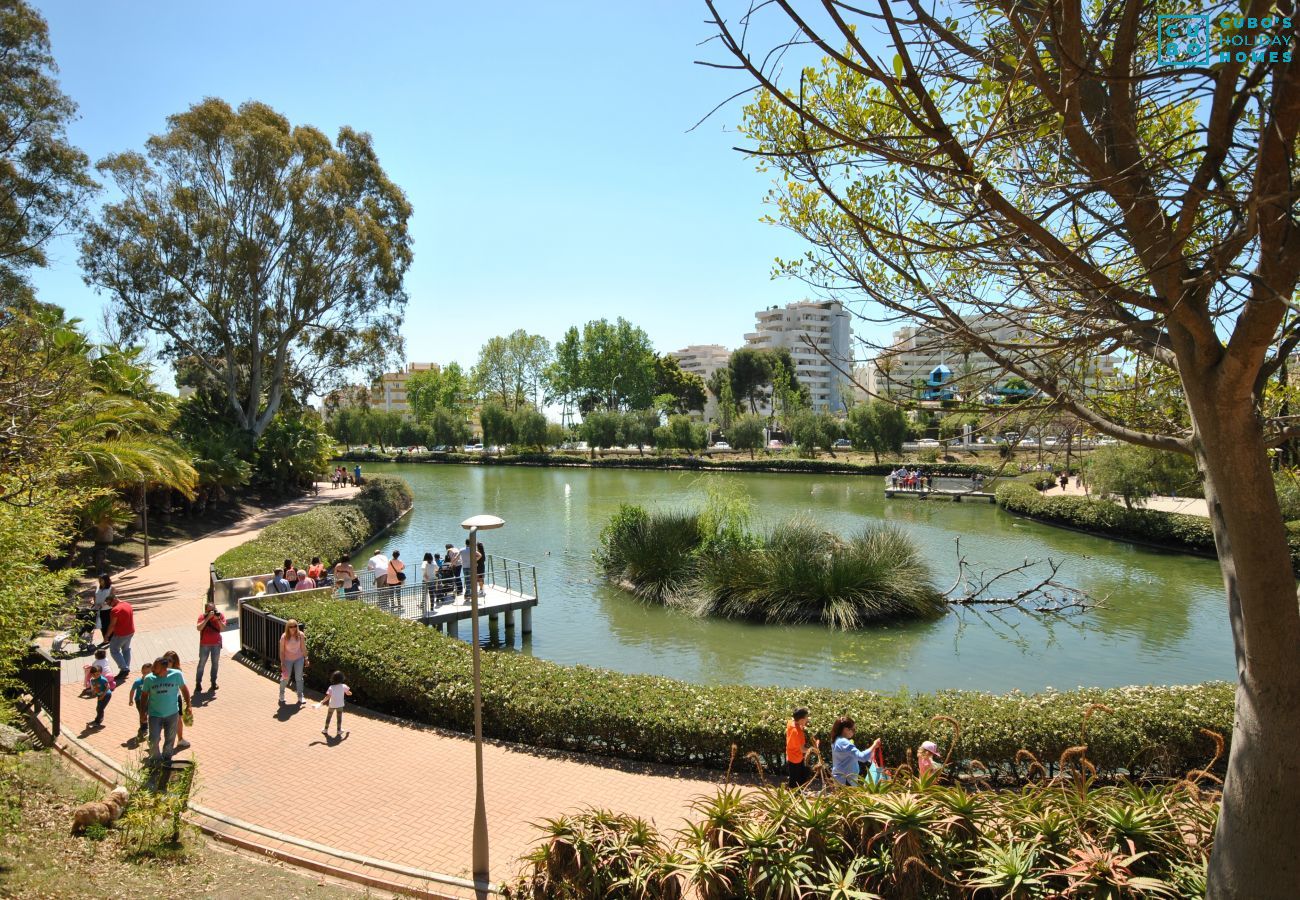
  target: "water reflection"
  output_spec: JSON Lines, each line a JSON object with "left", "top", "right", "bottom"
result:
{"left": 359, "top": 463, "right": 1233, "bottom": 692}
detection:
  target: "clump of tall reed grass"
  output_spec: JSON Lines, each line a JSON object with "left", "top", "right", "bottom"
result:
{"left": 596, "top": 488, "right": 945, "bottom": 628}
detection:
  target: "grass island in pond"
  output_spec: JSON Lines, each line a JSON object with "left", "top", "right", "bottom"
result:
{"left": 596, "top": 486, "right": 945, "bottom": 629}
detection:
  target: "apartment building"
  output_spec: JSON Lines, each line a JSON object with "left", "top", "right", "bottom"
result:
{"left": 370, "top": 362, "right": 438, "bottom": 415}
{"left": 744, "top": 300, "right": 853, "bottom": 414}
{"left": 865, "top": 321, "right": 1117, "bottom": 401}
{"left": 670, "top": 344, "right": 732, "bottom": 421}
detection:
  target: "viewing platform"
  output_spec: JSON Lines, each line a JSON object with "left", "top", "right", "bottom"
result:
{"left": 349, "top": 555, "right": 539, "bottom": 643}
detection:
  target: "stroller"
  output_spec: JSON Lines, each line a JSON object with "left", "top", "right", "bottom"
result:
{"left": 52, "top": 608, "right": 100, "bottom": 658}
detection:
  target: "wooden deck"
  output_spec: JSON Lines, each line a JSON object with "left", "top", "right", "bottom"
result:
{"left": 416, "top": 585, "right": 537, "bottom": 639}
{"left": 884, "top": 488, "right": 996, "bottom": 503}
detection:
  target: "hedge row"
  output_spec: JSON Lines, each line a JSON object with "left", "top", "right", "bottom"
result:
{"left": 212, "top": 476, "right": 413, "bottom": 578}
{"left": 997, "top": 481, "right": 1300, "bottom": 572}
{"left": 256, "top": 595, "right": 1232, "bottom": 780}
{"left": 338, "top": 449, "right": 998, "bottom": 478}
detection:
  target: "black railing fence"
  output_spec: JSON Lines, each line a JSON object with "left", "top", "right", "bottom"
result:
{"left": 13, "top": 647, "right": 61, "bottom": 736}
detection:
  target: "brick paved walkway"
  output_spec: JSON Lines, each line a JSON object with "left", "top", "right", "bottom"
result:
{"left": 57, "top": 489, "right": 718, "bottom": 885}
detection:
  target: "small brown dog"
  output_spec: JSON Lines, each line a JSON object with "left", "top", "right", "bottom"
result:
{"left": 71, "top": 785, "right": 129, "bottom": 834}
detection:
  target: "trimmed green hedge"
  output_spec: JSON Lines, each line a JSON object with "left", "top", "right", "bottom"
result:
{"left": 999, "top": 482, "right": 1300, "bottom": 574}
{"left": 212, "top": 475, "right": 412, "bottom": 578}
{"left": 337, "top": 449, "right": 998, "bottom": 478}
{"left": 257, "top": 595, "right": 1232, "bottom": 780}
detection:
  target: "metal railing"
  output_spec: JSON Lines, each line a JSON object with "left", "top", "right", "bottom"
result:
{"left": 14, "top": 647, "right": 61, "bottom": 736}
{"left": 238, "top": 601, "right": 291, "bottom": 668}
{"left": 340, "top": 555, "right": 537, "bottom": 621}
{"left": 486, "top": 555, "right": 538, "bottom": 600}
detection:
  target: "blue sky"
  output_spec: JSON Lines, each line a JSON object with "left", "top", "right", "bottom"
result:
{"left": 29, "top": 0, "right": 855, "bottom": 381}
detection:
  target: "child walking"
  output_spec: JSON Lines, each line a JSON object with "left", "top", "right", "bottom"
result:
{"left": 82, "top": 648, "right": 111, "bottom": 694}
{"left": 88, "top": 663, "right": 112, "bottom": 729}
{"left": 322, "top": 671, "right": 351, "bottom": 738}
{"left": 128, "top": 662, "right": 152, "bottom": 738}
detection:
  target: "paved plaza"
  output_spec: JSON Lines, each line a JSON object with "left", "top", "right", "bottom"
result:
{"left": 56, "top": 490, "right": 718, "bottom": 888}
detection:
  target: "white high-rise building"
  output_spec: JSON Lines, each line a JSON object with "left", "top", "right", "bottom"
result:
{"left": 744, "top": 300, "right": 853, "bottom": 414}
{"left": 671, "top": 344, "right": 732, "bottom": 421}
{"left": 865, "top": 321, "right": 1117, "bottom": 401}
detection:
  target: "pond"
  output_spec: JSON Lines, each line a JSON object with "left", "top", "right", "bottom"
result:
{"left": 357, "top": 462, "right": 1233, "bottom": 693}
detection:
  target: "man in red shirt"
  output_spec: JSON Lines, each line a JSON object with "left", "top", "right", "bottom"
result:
{"left": 195, "top": 601, "right": 226, "bottom": 692}
{"left": 104, "top": 593, "right": 136, "bottom": 682}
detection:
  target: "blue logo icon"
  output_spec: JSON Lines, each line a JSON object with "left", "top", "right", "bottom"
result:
{"left": 1158, "top": 15, "right": 1210, "bottom": 66}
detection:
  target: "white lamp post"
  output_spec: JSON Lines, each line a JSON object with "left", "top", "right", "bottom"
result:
{"left": 460, "top": 513, "right": 504, "bottom": 885}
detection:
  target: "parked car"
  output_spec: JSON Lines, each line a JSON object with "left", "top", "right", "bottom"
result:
{"left": 833, "top": 438, "right": 851, "bottom": 448}
{"left": 916, "top": 438, "right": 940, "bottom": 448}
{"left": 767, "top": 440, "right": 784, "bottom": 449}
{"left": 710, "top": 441, "right": 731, "bottom": 450}
{"left": 463, "top": 443, "right": 484, "bottom": 452}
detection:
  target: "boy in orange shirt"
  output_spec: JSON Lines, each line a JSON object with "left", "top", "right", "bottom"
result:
{"left": 785, "top": 706, "right": 819, "bottom": 788}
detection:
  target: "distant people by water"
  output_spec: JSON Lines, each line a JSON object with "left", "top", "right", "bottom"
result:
{"left": 295, "top": 568, "right": 317, "bottom": 590}
{"left": 354, "top": 463, "right": 363, "bottom": 485}
{"left": 367, "top": 549, "right": 389, "bottom": 589}
{"left": 445, "top": 544, "right": 462, "bottom": 597}
{"left": 334, "top": 554, "right": 357, "bottom": 594}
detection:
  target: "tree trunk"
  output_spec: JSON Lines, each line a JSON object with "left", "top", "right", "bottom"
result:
{"left": 1187, "top": 392, "right": 1300, "bottom": 899}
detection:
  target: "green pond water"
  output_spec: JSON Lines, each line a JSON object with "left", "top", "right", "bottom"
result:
{"left": 358, "top": 462, "right": 1233, "bottom": 693}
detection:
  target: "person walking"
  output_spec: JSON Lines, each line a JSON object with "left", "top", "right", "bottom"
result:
{"left": 195, "top": 601, "right": 225, "bottom": 692}
{"left": 141, "top": 655, "right": 190, "bottom": 765}
{"left": 322, "top": 670, "right": 352, "bottom": 738}
{"left": 103, "top": 593, "right": 135, "bottom": 683}
{"left": 444, "top": 543, "right": 462, "bottom": 597}
{"left": 87, "top": 662, "right": 112, "bottom": 730}
{"left": 785, "top": 706, "right": 819, "bottom": 788}
{"left": 163, "top": 649, "right": 192, "bottom": 751}
{"left": 128, "top": 662, "right": 152, "bottom": 739}
{"left": 91, "top": 575, "right": 115, "bottom": 643}
{"left": 278, "top": 619, "right": 309, "bottom": 705}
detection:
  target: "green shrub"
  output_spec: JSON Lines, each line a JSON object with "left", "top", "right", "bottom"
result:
{"left": 256, "top": 595, "right": 1234, "bottom": 779}
{"left": 212, "top": 475, "right": 412, "bottom": 577}
{"left": 997, "top": 482, "right": 1220, "bottom": 553}
{"left": 697, "top": 519, "right": 946, "bottom": 628}
{"left": 596, "top": 504, "right": 704, "bottom": 602}
{"left": 597, "top": 504, "right": 944, "bottom": 628}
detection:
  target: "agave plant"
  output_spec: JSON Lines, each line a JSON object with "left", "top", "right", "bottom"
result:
{"left": 690, "top": 786, "right": 749, "bottom": 851}
{"left": 811, "top": 858, "right": 884, "bottom": 900}
{"left": 1046, "top": 838, "right": 1178, "bottom": 898}
{"left": 963, "top": 837, "right": 1048, "bottom": 899}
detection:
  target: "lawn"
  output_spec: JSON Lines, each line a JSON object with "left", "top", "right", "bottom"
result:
{"left": 0, "top": 747, "right": 382, "bottom": 899}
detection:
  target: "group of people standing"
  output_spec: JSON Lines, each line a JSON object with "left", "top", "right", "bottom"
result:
{"left": 362, "top": 537, "right": 485, "bottom": 608}
{"left": 785, "top": 706, "right": 943, "bottom": 789}
{"left": 887, "top": 467, "right": 932, "bottom": 491}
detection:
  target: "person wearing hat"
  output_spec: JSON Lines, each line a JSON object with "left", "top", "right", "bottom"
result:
{"left": 918, "top": 740, "right": 943, "bottom": 777}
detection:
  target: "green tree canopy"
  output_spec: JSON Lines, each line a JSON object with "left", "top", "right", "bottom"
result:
{"left": 548, "top": 318, "right": 659, "bottom": 413}
{"left": 653, "top": 355, "right": 706, "bottom": 415}
{"left": 81, "top": 98, "right": 413, "bottom": 438}
{"left": 407, "top": 362, "right": 469, "bottom": 418}
{"left": 728, "top": 414, "right": 766, "bottom": 459}
{"left": 846, "top": 401, "right": 909, "bottom": 464}
{"left": 0, "top": 0, "right": 95, "bottom": 290}
{"left": 473, "top": 331, "right": 552, "bottom": 412}
{"left": 478, "top": 402, "right": 514, "bottom": 453}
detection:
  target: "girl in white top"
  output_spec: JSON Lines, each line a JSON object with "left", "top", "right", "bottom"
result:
{"left": 323, "top": 670, "right": 351, "bottom": 737}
